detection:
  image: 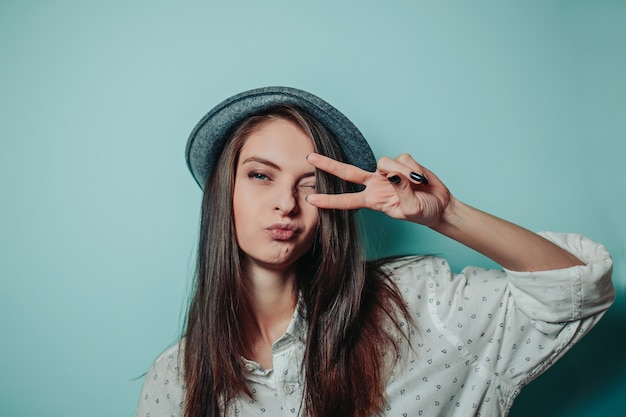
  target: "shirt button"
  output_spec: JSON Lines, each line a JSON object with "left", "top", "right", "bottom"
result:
{"left": 244, "top": 363, "right": 256, "bottom": 372}
{"left": 283, "top": 384, "right": 294, "bottom": 394}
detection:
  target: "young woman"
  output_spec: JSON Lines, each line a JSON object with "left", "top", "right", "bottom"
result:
{"left": 137, "top": 87, "right": 614, "bottom": 417}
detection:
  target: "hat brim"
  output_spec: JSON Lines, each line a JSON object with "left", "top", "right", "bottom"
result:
{"left": 185, "top": 86, "right": 376, "bottom": 189}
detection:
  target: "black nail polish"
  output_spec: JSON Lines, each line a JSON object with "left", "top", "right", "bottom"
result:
{"left": 410, "top": 172, "right": 428, "bottom": 185}
{"left": 388, "top": 175, "right": 401, "bottom": 184}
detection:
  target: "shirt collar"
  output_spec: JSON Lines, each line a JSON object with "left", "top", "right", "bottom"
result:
{"left": 276, "top": 295, "right": 307, "bottom": 348}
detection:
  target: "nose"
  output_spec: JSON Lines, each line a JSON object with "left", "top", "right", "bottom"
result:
{"left": 273, "top": 184, "right": 299, "bottom": 216}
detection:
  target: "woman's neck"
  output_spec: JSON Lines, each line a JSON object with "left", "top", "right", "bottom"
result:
{"left": 244, "top": 262, "right": 298, "bottom": 367}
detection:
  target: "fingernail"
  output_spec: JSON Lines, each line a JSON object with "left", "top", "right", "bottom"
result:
{"left": 410, "top": 172, "right": 428, "bottom": 185}
{"left": 388, "top": 175, "right": 401, "bottom": 184}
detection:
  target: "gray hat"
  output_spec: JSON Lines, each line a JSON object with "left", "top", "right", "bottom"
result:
{"left": 185, "top": 86, "right": 376, "bottom": 189}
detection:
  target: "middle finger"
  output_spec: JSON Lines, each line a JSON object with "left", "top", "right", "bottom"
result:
{"left": 306, "top": 153, "right": 371, "bottom": 185}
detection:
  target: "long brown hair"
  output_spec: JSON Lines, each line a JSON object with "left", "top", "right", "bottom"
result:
{"left": 183, "top": 105, "right": 412, "bottom": 417}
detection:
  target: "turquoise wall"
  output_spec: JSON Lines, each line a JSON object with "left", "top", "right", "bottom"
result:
{"left": 1, "top": 1, "right": 624, "bottom": 416}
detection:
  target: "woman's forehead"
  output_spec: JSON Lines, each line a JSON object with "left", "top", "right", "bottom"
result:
{"left": 239, "top": 119, "right": 315, "bottom": 161}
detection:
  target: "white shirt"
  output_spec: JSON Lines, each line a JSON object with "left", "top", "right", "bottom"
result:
{"left": 137, "top": 232, "right": 614, "bottom": 417}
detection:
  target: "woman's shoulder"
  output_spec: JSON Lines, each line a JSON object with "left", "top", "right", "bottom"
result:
{"left": 376, "top": 255, "right": 452, "bottom": 284}
{"left": 138, "top": 341, "right": 185, "bottom": 415}
{"left": 378, "top": 254, "right": 448, "bottom": 271}
{"left": 147, "top": 341, "right": 184, "bottom": 376}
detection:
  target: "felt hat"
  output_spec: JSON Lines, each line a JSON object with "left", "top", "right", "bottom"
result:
{"left": 185, "top": 86, "right": 376, "bottom": 189}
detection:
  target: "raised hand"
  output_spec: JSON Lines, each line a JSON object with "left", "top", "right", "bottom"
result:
{"left": 305, "top": 152, "right": 451, "bottom": 228}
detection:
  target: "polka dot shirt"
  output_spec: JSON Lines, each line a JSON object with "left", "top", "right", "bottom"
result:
{"left": 137, "top": 232, "right": 614, "bottom": 417}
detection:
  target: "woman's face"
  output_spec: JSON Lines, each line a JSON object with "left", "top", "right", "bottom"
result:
{"left": 233, "top": 118, "right": 319, "bottom": 273}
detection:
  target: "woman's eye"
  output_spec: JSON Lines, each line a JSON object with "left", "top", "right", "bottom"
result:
{"left": 298, "top": 183, "right": 316, "bottom": 194}
{"left": 249, "top": 172, "right": 269, "bottom": 181}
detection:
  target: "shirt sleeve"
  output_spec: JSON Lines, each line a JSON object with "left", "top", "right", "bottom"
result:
{"left": 136, "top": 343, "right": 185, "bottom": 417}
{"left": 428, "top": 232, "right": 614, "bottom": 388}
{"left": 505, "top": 231, "right": 615, "bottom": 324}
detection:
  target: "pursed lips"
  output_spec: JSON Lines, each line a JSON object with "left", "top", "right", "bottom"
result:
{"left": 266, "top": 223, "right": 299, "bottom": 241}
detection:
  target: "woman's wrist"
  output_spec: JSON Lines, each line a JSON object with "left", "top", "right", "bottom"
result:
{"left": 429, "top": 194, "right": 463, "bottom": 232}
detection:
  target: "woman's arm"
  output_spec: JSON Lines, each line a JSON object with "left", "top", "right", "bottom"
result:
{"left": 306, "top": 152, "right": 584, "bottom": 272}
{"left": 432, "top": 196, "right": 584, "bottom": 271}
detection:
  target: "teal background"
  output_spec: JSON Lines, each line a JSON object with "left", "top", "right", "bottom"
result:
{"left": 1, "top": 1, "right": 624, "bottom": 416}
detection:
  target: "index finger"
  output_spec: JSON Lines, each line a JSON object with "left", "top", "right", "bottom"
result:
{"left": 306, "top": 153, "right": 370, "bottom": 185}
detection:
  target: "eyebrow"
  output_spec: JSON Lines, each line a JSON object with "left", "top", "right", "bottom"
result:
{"left": 241, "top": 156, "right": 281, "bottom": 170}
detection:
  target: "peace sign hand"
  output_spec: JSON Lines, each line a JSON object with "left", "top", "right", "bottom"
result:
{"left": 305, "top": 153, "right": 451, "bottom": 228}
